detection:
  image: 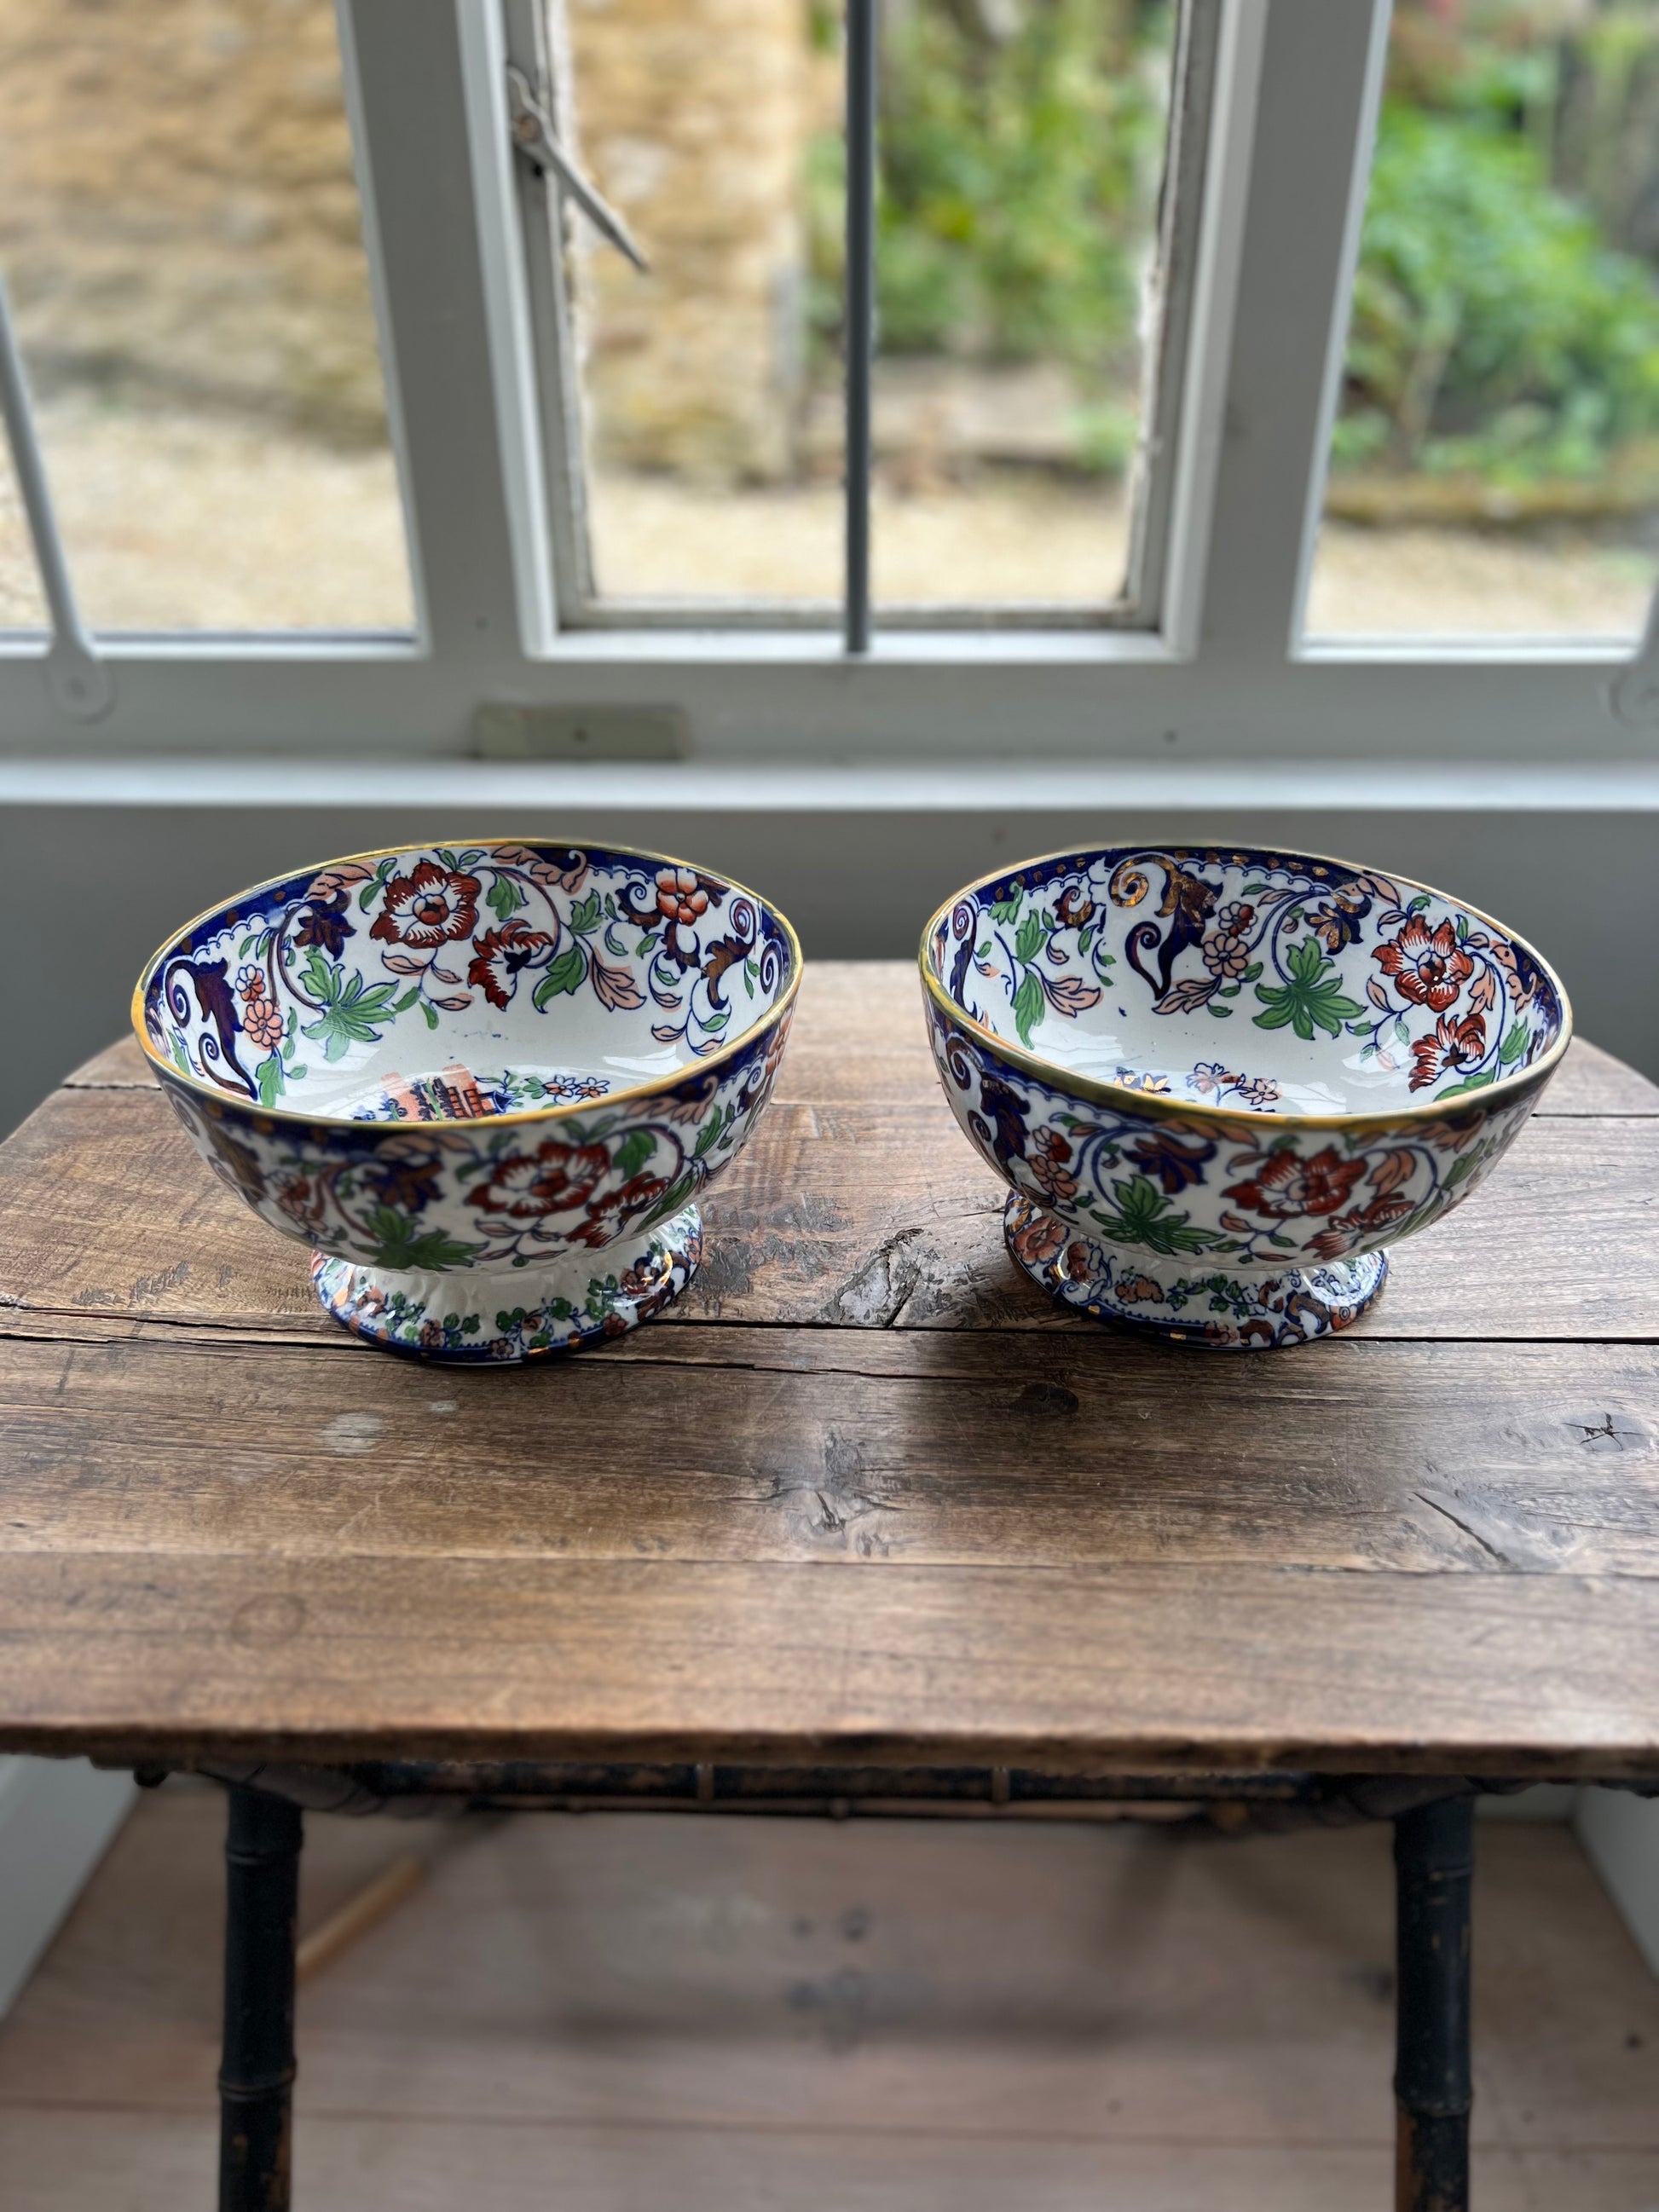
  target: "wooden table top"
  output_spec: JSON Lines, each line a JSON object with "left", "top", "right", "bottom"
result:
{"left": 0, "top": 962, "right": 1655, "bottom": 1781}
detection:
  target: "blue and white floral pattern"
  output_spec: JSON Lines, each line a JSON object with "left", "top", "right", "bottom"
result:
{"left": 930, "top": 846, "right": 1562, "bottom": 1106}
{"left": 922, "top": 845, "right": 1570, "bottom": 1350}
{"left": 136, "top": 842, "right": 799, "bottom": 1360}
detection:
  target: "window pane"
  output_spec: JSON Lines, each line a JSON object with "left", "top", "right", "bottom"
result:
{"left": 0, "top": 438, "right": 48, "bottom": 630}
{"left": 0, "top": 0, "right": 413, "bottom": 633}
{"left": 1306, "top": 0, "right": 1659, "bottom": 641}
{"left": 570, "top": 0, "right": 842, "bottom": 604}
{"left": 564, "top": 0, "right": 1177, "bottom": 612}
{"left": 871, "top": 0, "right": 1176, "bottom": 608}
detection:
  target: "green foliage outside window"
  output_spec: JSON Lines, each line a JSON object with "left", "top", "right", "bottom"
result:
{"left": 807, "top": 0, "right": 1170, "bottom": 431}
{"left": 813, "top": 0, "right": 1659, "bottom": 490}
{"left": 1336, "top": 100, "right": 1659, "bottom": 483}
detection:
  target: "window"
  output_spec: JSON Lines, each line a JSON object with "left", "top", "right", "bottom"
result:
{"left": 1306, "top": 0, "right": 1659, "bottom": 642}
{"left": 0, "top": 0, "right": 413, "bottom": 634}
{"left": 0, "top": 0, "right": 1650, "bottom": 766}
{"left": 516, "top": 0, "right": 1211, "bottom": 626}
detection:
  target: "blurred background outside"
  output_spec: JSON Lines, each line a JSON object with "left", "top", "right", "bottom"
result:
{"left": 0, "top": 0, "right": 1656, "bottom": 633}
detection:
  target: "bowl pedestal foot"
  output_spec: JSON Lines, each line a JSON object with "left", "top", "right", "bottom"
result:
{"left": 311, "top": 1203, "right": 702, "bottom": 1362}
{"left": 1004, "top": 1193, "right": 1387, "bottom": 1350}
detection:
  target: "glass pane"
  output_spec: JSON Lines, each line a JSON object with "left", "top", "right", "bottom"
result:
{"left": 0, "top": 0, "right": 413, "bottom": 633}
{"left": 570, "top": 0, "right": 843, "bottom": 603}
{"left": 0, "top": 438, "right": 48, "bottom": 630}
{"left": 1307, "top": 0, "right": 1659, "bottom": 641}
{"left": 568, "top": 0, "right": 1176, "bottom": 610}
{"left": 871, "top": 0, "right": 1176, "bottom": 607}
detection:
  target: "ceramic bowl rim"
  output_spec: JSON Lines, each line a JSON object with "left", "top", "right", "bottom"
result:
{"left": 917, "top": 840, "right": 1574, "bottom": 1134}
{"left": 132, "top": 835, "right": 804, "bottom": 1131}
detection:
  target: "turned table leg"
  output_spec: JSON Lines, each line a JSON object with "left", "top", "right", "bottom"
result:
{"left": 1393, "top": 1797, "right": 1473, "bottom": 2212}
{"left": 219, "top": 1785, "right": 303, "bottom": 2212}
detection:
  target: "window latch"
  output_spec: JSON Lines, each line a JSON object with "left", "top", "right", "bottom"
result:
{"left": 1608, "top": 573, "right": 1659, "bottom": 727}
{"left": 505, "top": 64, "right": 648, "bottom": 274}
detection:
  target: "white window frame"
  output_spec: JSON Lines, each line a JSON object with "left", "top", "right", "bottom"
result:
{"left": 0, "top": 0, "right": 1653, "bottom": 776}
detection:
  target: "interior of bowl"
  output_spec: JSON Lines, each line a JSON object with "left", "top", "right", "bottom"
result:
{"left": 926, "top": 846, "right": 1566, "bottom": 1114}
{"left": 141, "top": 842, "right": 795, "bottom": 1121}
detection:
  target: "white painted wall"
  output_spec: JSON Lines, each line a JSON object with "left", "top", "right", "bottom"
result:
{"left": 1577, "top": 1790, "right": 1659, "bottom": 1979}
{"left": 0, "top": 1758, "right": 135, "bottom": 2019}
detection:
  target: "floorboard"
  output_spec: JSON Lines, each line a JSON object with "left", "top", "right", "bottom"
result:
{"left": 0, "top": 1789, "right": 1653, "bottom": 2207}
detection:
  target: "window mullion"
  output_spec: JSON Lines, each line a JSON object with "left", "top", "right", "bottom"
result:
{"left": 1197, "top": 0, "right": 1390, "bottom": 666}
{"left": 337, "top": 0, "right": 529, "bottom": 666}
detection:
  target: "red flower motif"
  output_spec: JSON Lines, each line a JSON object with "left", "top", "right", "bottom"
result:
{"left": 469, "top": 1139, "right": 610, "bottom": 1222}
{"left": 656, "top": 867, "right": 709, "bottom": 928}
{"left": 371, "top": 860, "right": 481, "bottom": 950}
{"left": 1224, "top": 1144, "right": 1367, "bottom": 1219}
{"left": 466, "top": 920, "right": 558, "bottom": 1010}
{"left": 1028, "top": 1126, "right": 1078, "bottom": 1204}
{"left": 1373, "top": 915, "right": 1474, "bottom": 1012}
{"left": 1308, "top": 1193, "right": 1417, "bottom": 1261}
{"left": 1409, "top": 1012, "right": 1487, "bottom": 1094}
{"left": 240, "top": 995, "right": 283, "bottom": 1053}
{"left": 569, "top": 1171, "right": 670, "bottom": 1250}
{"left": 1009, "top": 1208, "right": 1066, "bottom": 1270}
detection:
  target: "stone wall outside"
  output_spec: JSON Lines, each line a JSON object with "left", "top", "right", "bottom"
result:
{"left": 0, "top": 0, "right": 817, "bottom": 477}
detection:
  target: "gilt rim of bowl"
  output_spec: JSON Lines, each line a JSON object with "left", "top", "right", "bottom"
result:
{"left": 131, "top": 836, "right": 804, "bottom": 1130}
{"left": 917, "top": 840, "right": 1574, "bottom": 1133}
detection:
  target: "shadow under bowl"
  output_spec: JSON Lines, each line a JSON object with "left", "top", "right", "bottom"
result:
{"left": 134, "top": 840, "right": 801, "bottom": 1360}
{"left": 920, "top": 842, "right": 1569, "bottom": 1349}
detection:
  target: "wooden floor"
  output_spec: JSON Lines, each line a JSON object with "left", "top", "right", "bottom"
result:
{"left": 0, "top": 1788, "right": 1655, "bottom": 2210}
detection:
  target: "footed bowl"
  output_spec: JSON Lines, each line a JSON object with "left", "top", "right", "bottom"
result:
{"left": 135, "top": 840, "right": 800, "bottom": 1360}
{"left": 921, "top": 845, "right": 1569, "bottom": 1349}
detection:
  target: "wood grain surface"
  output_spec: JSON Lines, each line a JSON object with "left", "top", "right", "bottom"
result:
{"left": 2, "top": 962, "right": 1656, "bottom": 1774}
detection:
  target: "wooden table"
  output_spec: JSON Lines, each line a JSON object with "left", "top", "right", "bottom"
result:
{"left": 2, "top": 962, "right": 1656, "bottom": 2212}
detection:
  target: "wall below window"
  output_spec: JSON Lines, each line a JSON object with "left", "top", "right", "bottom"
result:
{"left": 5, "top": 779, "right": 1655, "bottom": 1133}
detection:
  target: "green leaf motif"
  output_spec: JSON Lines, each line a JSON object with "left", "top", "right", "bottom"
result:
{"left": 364, "top": 1206, "right": 479, "bottom": 1272}
{"left": 1436, "top": 1069, "right": 1497, "bottom": 1100}
{"left": 1012, "top": 969, "right": 1046, "bottom": 1049}
{"left": 254, "top": 1052, "right": 284, "bottom": 1107}
{"left": 300, "top": 947, "right": 336, "bottom": 1003}
{"left": 485, "top": 875, "right": 524, "bottom": 923}
{"left": 358, "top": 857, "right": 396, "bottom": 911}
{"left": 1252, "top": 937, "right": 1367, "bottom": 1042}
{"left": 300, "top": 970, "right": 402, "bottom": 1062}
{"left": 568, "top": 891, "right": 603, "bottom": 936}
{"left": 693, "top": 1107, "right": 731, "bottom": 1158}
{"left": 1013, "top": 909, "right": 1048, "bottom": 965}
{"left": 1499, "top": 1020, "right": 1529, "bottom": 1066}
{"left": 1090, "top": 1174, "right": 1217, "bottom": 1257}
{"left": 613, "top": 1127, "right": 656, "bottom": 1181}
{"left": 987, "top": 891, "right": 1023, "bottom": 924}
{"left": 532, "top": 945, "right": 587, "bottom": 1008}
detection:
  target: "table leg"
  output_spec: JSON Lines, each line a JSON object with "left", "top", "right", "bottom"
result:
{"left": 1393, "top": 1797, "right": 1473, "bottom": 2212}
{"left": 219, "top": 1785, "right": 303, "bottom": 2212}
